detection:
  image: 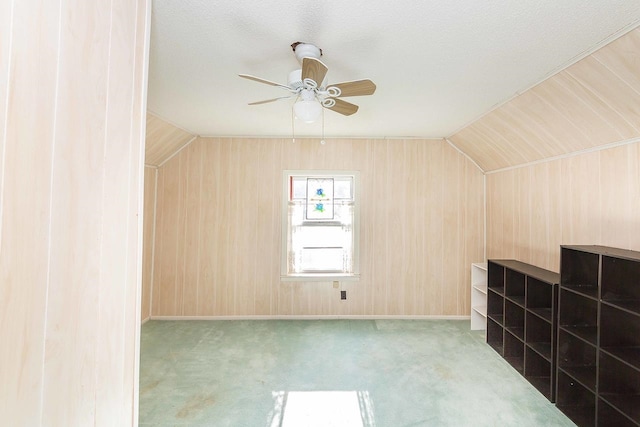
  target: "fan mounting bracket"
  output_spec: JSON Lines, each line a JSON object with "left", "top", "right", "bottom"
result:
{"left": 291, "top": 42, "right": 322, "bottom": 63}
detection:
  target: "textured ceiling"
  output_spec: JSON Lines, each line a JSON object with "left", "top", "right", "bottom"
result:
{"left": 147, "top": 0, "right": 640, "bottom": 138}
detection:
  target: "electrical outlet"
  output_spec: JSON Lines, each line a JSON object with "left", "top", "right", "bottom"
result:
{"left": 333, "top": 281, "right": 339, "bottom": 289}
{"left": 341, "top": 290, "right": 347, "bottom": 300}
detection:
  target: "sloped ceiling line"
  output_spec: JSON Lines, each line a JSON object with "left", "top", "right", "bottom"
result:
{"left": 449, "top": 27, "right": 640, "bottom": 172}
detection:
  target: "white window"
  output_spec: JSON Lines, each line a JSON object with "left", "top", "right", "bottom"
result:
{"left": 281, "top": 171, "right": 360, "bottom": 280}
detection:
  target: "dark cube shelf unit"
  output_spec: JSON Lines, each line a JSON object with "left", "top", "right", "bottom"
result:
{"left": 486, "top": 259, "right": 560, "bottom": 402}
{"left": 556, "top": 245, "right": 640, "bottom": 427}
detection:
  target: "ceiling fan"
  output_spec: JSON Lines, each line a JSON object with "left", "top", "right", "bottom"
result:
{"left": 239, "top": 42, "right": 376, "bottom": 123}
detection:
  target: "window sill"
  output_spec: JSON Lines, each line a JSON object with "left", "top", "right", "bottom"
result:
{"left": 280, "top": 274, "right": 360, "bottom": 282}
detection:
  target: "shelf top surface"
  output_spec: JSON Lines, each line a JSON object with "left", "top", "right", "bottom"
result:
{"left": 561, "top": 245, "right": 640, "bottom": 261}
{"left": 488, "top": 259, "right": 560, "bottom": 284}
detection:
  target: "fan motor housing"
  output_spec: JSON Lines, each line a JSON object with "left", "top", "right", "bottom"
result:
{"left": 292, "top": 43, "right": 322, "bottom": 63}
{"left": 288, "top": 69, "right": 303, "bottom": 89}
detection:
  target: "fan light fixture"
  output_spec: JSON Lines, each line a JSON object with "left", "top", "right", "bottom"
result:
{"left": 239, "top": 42, "right": 376, "bottom": 123}
{"left": 294, "top": 100, "right": 322, "bottom": 123}
{"left": 294, "top": 88, "right": 322, "bottom": 123}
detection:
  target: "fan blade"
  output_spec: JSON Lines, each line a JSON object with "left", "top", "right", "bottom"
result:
{"left": 248, "top": 96, "right": 293, "bottom": 105}
{"left": 328, "top": 79, "right": 377, "bottom": 97}
{"left": 325, "top": 98, "right": 359, "bottom": 116}
{"left": 239, "top": 74, "right": 291, "bottom": 90}
{"left": 301, "top": 57, "right": 328, "bottom": 87}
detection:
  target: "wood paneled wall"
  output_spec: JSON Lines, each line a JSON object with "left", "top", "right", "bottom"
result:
{"left": 0, "top": 1, "right": 149, "bottom": 425}
{"left": 450, "top": 27, "right": 640, "bottom": 172}
{"left": 142, "top": 167, "right": 157, "bottom": 322}
{"left": 487, "top": 141, "right": 640, "bottom": 272}
{"left": 149, "top": 137, "right": 484, "bottom": 317}
{"left": 145, "top": 114, "right": 195, "bottom": 167}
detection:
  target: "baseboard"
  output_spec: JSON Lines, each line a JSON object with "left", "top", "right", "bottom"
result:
{"left": 149, "top": 315, "right": 471, "bottom": 321}
{"left": 141, "top": 317, "right": 151, "bottom": 325}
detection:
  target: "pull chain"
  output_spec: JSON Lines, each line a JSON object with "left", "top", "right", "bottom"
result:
{"left": 320, "top": 107, "right": 326, "bottom": 145}
{"left": 291, "top": 103, "right": 296, "bottom": 144}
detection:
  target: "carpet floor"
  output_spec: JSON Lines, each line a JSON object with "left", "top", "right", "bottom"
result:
{"left": 139, "top": 319, "right": 575, "bottom": 426}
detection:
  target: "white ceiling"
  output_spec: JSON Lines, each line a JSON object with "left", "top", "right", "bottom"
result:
{"left": 147, "top": 0, "right": 640, "bottom": 139}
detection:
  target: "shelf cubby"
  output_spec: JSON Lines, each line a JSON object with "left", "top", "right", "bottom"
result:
{"left": 558, "top": 288, "right": 598, "bottom": 346}
{"left": 556, "top": 369, "right": 596, "bottom": 427}
{"left": 556, "top": 245, "right": 640, "bottom": 426}
{"left": 488, "top": 262, "right": 505, "bottom": 294}
{"left": 601, "top": 255, "right": 640, "bottom": 315}
{"left": 470, "top": 262, "right": 488, "bottom": 331}
{"left": 560, "top": 247, "right": 599, "bottom": 298}
{"left": 505, "top": 269, "right": 525, "bottom": 306}
{"left": 597, "top": 398, "right": 638, "bottom": 427}
{"left": 525, "top": 346, "right": 553, "bottom": 400}
{"left": 526, "top": 311, "right": 552, "bottom": 360}
{"left": 487, "top": 288, "right": 504, "bottom": 325}
{"left": 598, "top": 352, "right": 640, "bottom": 423}
{"left": 487, "top": 317, "right": 503, "bottom": 356}
{"left": 600, "top": 304, "right": 640, "bottom": 371}
{"left": 527, "top": 276, "right": 554, "bottom": 322}
{"left": 486, "top": 259, "right": 559, "bottom": 402}
{"left": 557, "top": 329, "right": 597, "bottom": 392}
{"left": 505, "top": 299, "right": 525, "bottom": 340}
{"left": 504, "top": 330, "right": 524, "bottom": 373}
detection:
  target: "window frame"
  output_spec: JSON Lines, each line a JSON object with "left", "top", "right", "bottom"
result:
{"left": 281, "top": 170, "right": 360, "bottom": 282}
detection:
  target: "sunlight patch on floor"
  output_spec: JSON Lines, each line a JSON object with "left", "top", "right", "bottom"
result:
{"left": 269, "top": 391, "right": 375, "bottom": 427}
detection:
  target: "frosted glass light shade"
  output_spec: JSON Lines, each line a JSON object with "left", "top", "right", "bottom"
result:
{"left": 294, "top": 100, "right": 322, "bottom": 123}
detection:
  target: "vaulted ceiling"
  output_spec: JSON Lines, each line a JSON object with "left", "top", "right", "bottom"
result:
{"left": 145, "top": 1, "right": 640, "bottom": 171}
{"left": 450, "top": 27, "right": 640, "bottom": 171}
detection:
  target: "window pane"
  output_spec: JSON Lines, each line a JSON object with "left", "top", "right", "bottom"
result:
{"left": 334, "top": 177, "right": 353, "bottom": 199}
{"left": 295, "top": 226, "right": 345, "bottom": 248}
{"left": 291, "top": 177, "right": 307, "bottom": 200}
{"left": 284, "top": 171, "right": 358, "bottom": 277}
{"left": 306, "top": 178, "right": 334, "bottom": 220}
{"left": 300, "top": 248, "right": 345, "bottom": 272}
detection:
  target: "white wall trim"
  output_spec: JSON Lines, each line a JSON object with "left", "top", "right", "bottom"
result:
{"left": 444, "top": 137, "right": 485, "bottom": 174}
{"left": 483, "top": 173, "right": 487, "bottom": 262}
{"left": 133, "top": 1, "right": 153, "bottom": 424}
{"left": 486, "top": 136, "right": 640, "bottom": 175}
{"left": 196, "top": 135, "right": 447, "bottom": 141}
{"left": 148, "top": 168, "right": 158, "bottom": 320}
{"left": 156, "top": 135, "right": 197, "bottom": 168}
{"left": 146, "top": 109, "right": 197, "bottom": 136}
{"left": 149, "top": 315, "right": 471, "bottom": 321}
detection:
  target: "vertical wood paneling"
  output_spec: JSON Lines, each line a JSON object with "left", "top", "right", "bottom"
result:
{"left": 149, "top": 137, "right": 484, "bottom": 317}
{"left": 182, "top": 143, "right": 202, "bottom": 316}
{"left": 487, "top": 142, "right": 640, "bottom": 272}
{"left": 159, "top": 157, "right": 179, "bottom": 315}
{"left": 142, "top": 167, "right": 156, "bottom": 321}
{"left": 94, "top": 0, "right": 144, "bottom": 421}
{"left": 442, "top": 142, "right": 461, "bottom": 314}
{"left": 43, "top": 0, "right": 112, "bottom": 422}
{"left": 600, "top": 146, "right": 632, "bottom": 249}
{"left": 1, "top": 0, "right": 148, "bottom": 425}
{"left": 197, "top": 140, "right": 218, "bottom": 315}
{"left": 151, "top": 168, "right": 165, "bottom": 315}
{"left": 387, "top": 141, "right": 405, "bottom": 314}
{"left": 561, "top": 150, "right": 601, "bottom": 246}
{"left": 0, "top": 1, "right": 58, "bottom": 423}
{"left": 423, "top": 140, "right": 444, "bottom": 314}
{"left": 145, "top": 114, "right": 194, "bottom": 167}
